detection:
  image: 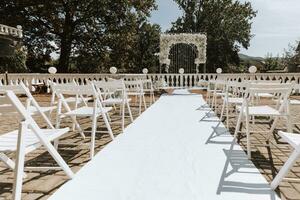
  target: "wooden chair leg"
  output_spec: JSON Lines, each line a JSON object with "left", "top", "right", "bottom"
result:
{"left": 220, "top": 100, "right": 225, "bottom": 122}
{"left": 234, "top": 112, "right": 243, "bottom": 139}
{"left": 271, "top": 149, "right": 300, "bottom": 189}
{"left": 103, "top": 113, "right": 114, "bottom": 140}
{"left": 0, "top": 153, "right": 15, "bottom": 170}
{"left": 127, "top": 101, "right": 134, "bottom": 122}
{"left": 143, "top": 94, "right": 147, "bottom": 110}
{"left": 12, "top": 121, "right": 27, "bottom": 200}
{"left": 226, "top": 102, "right": 229, "bottom": 128}
{"left": 246, "top": 113, "right": 251, "bottom": 159}
{"left": 90, "top": 114, "right": 97, "bottom": 159}
{"left": 139, "top": 95, "right": 142, "bottom": 115}
{"left": 122, "top": 103, "right": 125, "bottom": 131}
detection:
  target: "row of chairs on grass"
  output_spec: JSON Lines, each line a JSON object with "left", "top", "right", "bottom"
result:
{"left": 205, "top": 79, "right": 300, "bottom": 190}
{"left": 0, "top": 78, "right": 156, "bottom": 200}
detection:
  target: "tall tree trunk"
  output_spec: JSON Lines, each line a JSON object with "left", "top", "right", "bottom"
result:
{"left": 58, "top": 6, "right": 73, "bottom": 73}
{"left": 59, "top": 35, "right": 72, "bottom": 73}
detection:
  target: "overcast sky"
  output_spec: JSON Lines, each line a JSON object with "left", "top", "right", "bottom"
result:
{"left": 150, "top": 0, "right": 300, "bottom": 57}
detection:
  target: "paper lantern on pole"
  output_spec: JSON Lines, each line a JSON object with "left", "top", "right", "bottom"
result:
{"left": 48, "top": 67, "right": 57, "bottom": 74}
{"left": 249, "top": 66, "right": 257, "bottom": 74}
{"left": 216, "top": 68, "right": 222, "bottom": 74}
{"left": 179, "top": 68, "right": 184, "bottom": 74}
{"left": 142, "top": 68, "right": 148, "bottom": 74}
{"left": 110, "top": 67, "right": 117, "bottom": 74}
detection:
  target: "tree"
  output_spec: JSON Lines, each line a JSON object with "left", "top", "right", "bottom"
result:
{"left": 170, "top": 0, "right": 256, "bottom": 72}
{"left": 262, "top": 53, "right": 283, "bottom": 72}
{"left": 0, "top": 48, "right": 27, "bottom": 73}
{"left": 281, "top": 41, "right": 300, "bottom": 72}
{"left": 132, "top": 23, "right": 161, "bottom": 73}
{"left": 0, "top": 0, "right": 157, "bottom": 73}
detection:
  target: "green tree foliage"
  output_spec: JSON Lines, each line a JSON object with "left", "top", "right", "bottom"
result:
{"left": 262, "top": 53, "right": 283, "bottom": 72}
{"left": 0, "top": 48, "right": 27, "bottom": 73}
{"left": 170, "top": 0, "right": 256, "bottom": 72}
{"left": 0, "top": 0, "right": 160, "bottom": 73}
{"left": 281, "top": 41, "right": 300, "bottom": 72}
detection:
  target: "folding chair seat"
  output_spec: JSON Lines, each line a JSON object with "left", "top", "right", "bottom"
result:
{"left": 236, "top": 105, "right": 281, "bottom": 116}
{"left": 64, "top": 106, "right": 112, "bottom": 117}
{"left": 0, "top": 128, "right": 68, "bottom": 153}
{"left": 271, "top": 131, "right": 300, "bottom": 189}
{"left": 234, "top": 82, "right": 294, "bottom": 159}
{"left": 53, "top": 83, "right": 114, "bottom": 159}
{"left": 0, "top": 91, "right": 74, "bottom": 200}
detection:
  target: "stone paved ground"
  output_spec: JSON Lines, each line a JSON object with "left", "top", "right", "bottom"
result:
{"left": 1, "top": 90, "right": 300, "bottom": 200}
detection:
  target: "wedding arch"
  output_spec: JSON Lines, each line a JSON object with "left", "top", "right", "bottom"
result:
{"left": 159, "top": 33, "right": 207, "bottom": 73}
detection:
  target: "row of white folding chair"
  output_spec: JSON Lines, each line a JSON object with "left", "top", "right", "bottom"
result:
{"left": 218, "top": 81, "right": 300, "bottom": 189}
{"left": 52, "top": 83, "right": 114, "bottom": 159}
{"left": 220, "top": 80, "right": 285, "bottom": 127}
{"left": 0, "top": 90, "right": 74, "bottom": 200}
{"left": 234, "top": 82, "right": 293, "bottom": 159}
{"left": 124, "top": 80, "right": 147, "bottom": 115}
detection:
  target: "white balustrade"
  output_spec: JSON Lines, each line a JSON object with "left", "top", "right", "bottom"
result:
{"left": 0, "top": 24, "right": 23, "bottom": 38}
{"left": 1, "top": 73, "right": 300, "bottom": 91}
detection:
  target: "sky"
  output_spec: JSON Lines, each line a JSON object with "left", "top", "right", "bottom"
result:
{"left": 150, "top": 0, "right": 300, "bottom": 57}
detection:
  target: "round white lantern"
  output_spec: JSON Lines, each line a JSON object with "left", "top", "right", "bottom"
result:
{"left": 142, "top": 68, "right": 148, "bottom": 74}
{"left": 179, "top": 68, "right": 184, "bottom": 74}
{"left": 216, "top": 68, "right": 222, "bottom": 74}
{"left": 249, "top": 66, "right": 257, "bottom": 74}
{"left": 48, "top": 67, "right": 57, "bottom": 74}
{"left": 110, "top": 67, "right": 117, "bottom": 74}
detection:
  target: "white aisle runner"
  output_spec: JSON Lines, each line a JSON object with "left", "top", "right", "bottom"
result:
{"left": 50, "top": 93, "right": 279, "bottom": 200}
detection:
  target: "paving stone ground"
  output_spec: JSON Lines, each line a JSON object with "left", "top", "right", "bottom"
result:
{"left": 1, "top": 90, "right": 300, "bottom": 200}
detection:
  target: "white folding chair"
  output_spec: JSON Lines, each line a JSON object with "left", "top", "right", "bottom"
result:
{"left": 211, "top": 80, "right": 227, "bottom": 113}
{"left": 0, "top": 91, "right": 74, "bottom": 200}
{"left": 220, "top": 81, "right": 246, "bottom": 128}
{"left": 94, "top": 79, "right": 133, "bottom": 132}
{"left": 270, "top": 131, "right": 300, "bottom": 189}
{"left": 49, "top": 81, "right": 91, "bottom": 131}
{"left": 53, "top": 83, "right": 114, "bottom": 159}
{"left": 234, "top": 82, "right": 293, "bottom": 159}
{"left": 124, "top": 80, "right": 147, "bottom": 115}
{"left": 141, "top": 79, "right": 156, "bottom": 105}
{"left": 49, "top": 81, "right": 90, "bottom": 108}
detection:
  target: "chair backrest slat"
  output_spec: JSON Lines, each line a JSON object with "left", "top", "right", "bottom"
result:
{"left": 247, "top": 83, "right": 293, "bottom": 95}
{"left": 52, "top": 84, "right": 95, "bottom": 96}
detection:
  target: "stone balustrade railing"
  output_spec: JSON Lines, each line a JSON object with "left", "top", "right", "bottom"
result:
{"left": 0, "top": 24, "right": 23, "bottom": 38}
{"left": 0, "top": 73, "right": 299, "bottom": 91}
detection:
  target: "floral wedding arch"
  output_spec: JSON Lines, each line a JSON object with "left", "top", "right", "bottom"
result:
{"left": 159, "top": 33, "right": 207, "bottom": 73}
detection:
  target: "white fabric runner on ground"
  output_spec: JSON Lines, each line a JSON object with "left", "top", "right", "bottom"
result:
{"left": 50, "top": 91, "right": 279, "bottom": 200}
